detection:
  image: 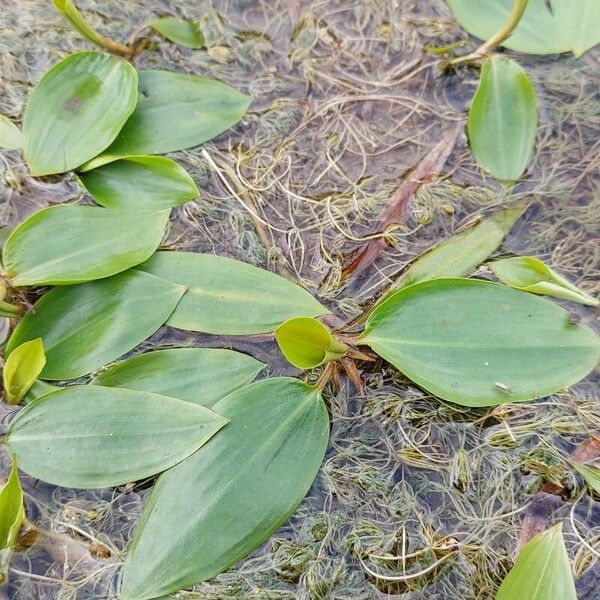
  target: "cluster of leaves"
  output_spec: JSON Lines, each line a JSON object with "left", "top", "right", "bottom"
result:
{"left": 0, "top": 2, "right": 598, "bottom": 599}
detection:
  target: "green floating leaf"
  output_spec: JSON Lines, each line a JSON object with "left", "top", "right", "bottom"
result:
{"left": 150, "top": 17, "right": 204, "bottom": 49}
{"left": 83, "top": 70, "right": 251, "bottom": 169}
{"left": 447, "top": 0, "right": 600, "bottom": 57}
{"left": 6, "top": 270, "right": 185, "bottom": 380}
{"left": 362, "top": 278, "right": 600, "bottom": 407}
{"left": 93, "top": 347, "right": 264, "bottom": 407}
{"left": 276, "top": 317, "right": 347, "bottom": 369}
{"left": 0, "top": 456, "right": 24, "bottom": 550}
{"left": 139, "top": 252, "right": 329, "bottom": 335}
{"left": 3, "top": 338, "right": 46, "bottom": 405}
{"left": 5, "top": 385, "right": 228, "bottom": 489}
{"left": 3, "top": 205, "right": 169, "bottom": 287}
{"left": 570, "top": 460, "right": 600, "bottom": 496}
{"left": 120, "top": 378, "right": 329, "bottom": 600}
{"left": 0, "top": 115, "right": 22, "bottom": 150}
{"left": 383, "top": 202, "right": 524, "bottom": 301}
{"left": 23, "top": 52, "right": 137, "bottom": 176}
{"left": 496, "top": 524, "right": 576, "bottom": 600}
{"left": 490, "top": 256, "right": 599, "bottom": 307}
{"left": 78, "top": 156, "right": 198, "bottom": 209}
{"left": 468, "top": 56, "right": 537, "bottom": 182}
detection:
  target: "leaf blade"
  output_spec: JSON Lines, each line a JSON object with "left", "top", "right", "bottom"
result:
{"left": 3, "top": 338, "right": 46, "bottom": 405}
{"left": 3, "top": 205, "right": 169, "bottom": 287}
{"left": 92, "top": 347, "right": 264, "bottom": 407}
{"left": 150, "top": 17, "right": 204, "bottom": 49}
{"left": 22, "top": 52, "right": 137, "bottom": 176}
{"left": 138, "top": 252, "right": 329, "bottom": 335}
{"left": 6, "top": 270, "right": 186, "bottom": 380}
{"left": 468, "top": 56, "right": 537, "bottom": 182}
{"left": 0, "top": 115, "right": 22, "bottom": 150}
{"left": 0, "top": 456, "right": 24, "bottom": 550}
{"left": 5, "top": 385, "right": 228, "bottom": 489}
{"left": 362, "top": 278, "right": 600, "bottom": 407}
{"left": 120, "top": 377, "right": 329, "bottom": 600}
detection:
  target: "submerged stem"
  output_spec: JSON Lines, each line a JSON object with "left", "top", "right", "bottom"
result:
{"left": 53, "top": 0, "right": 133, "bottom": 58}
{"left": 444, "top": 0, "right": 529, "bottom": 68}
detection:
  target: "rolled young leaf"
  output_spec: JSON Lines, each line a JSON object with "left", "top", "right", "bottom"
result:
{"left": 570, "top": 460, "right": 600, "bottom": 496}
{"left": 3, "top": 205, "right": 169, "bottom": 286}
{"left": 0, "top": 115, "right": 22, "bottom": 150}
{"left": 361, "top": 278, "right": 600, "bottom": 407}
{"left": 78, "top": 156, "right": 198, "bottom": 209}
{"left": 496, "top": 524, "right": 576, "bottom": 600}
{"left": 0, "top": 456, "right": 24, "bottom": 549}
{"left": 138, "top": 252, "right": 329, "bottom": 335}
{"left": 4, "top": 386, "right": 229, "bottom": 489}
{"left": 6, "top": 270, "right": 186, "bottom": 380}
{"left": 150, "top": 17, "right": 204, "bottom": 49}
{"left": 83, "top": 70, "right": 251, "bottom": 169}
{"left": 382, "top": 202, "right": 525, "bottom": 301}
{"left": 92, "top": 347, "right": 264, "bottom": 407}
{"left": 276, "top": 317, "right": 348, "bottom": 369}
{"left": 3, "top": 338, "right": 46, "bottom": 405}
{"left": 120, "top": 377, "right": 329, "bottom": 600}
{"left": 468, "top": 56, "right": 537, "bottom": 182}
{"left": 22, "top": 52, "right": 137, "bottom": 176}
{"left": 490, "top": 256, "right": 599, "bottom": 306}
{"left": 447, "top": 0, "right": 600, "bottom": 57}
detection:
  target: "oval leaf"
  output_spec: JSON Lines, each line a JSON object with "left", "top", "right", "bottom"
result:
{"left": 0, "top": 115, "right": 22, "bottom": 150}
{"left": 3, "top": 338, "right": 46, "bottom": 405}
{"left": 92, "top": 347, "right": 264, "bottom": 406}
{"left": 362, "top": 278, "right": 600, "bottom": 407}
{"left": 83, "top": 70, "right": 251, "bottom": 169}
{"left": 0, "top": 456, "right": 24, "bottom": 549}
{"left": 150, "top": 17, "right": 204, "bottom": 49}
{"left": 78, "top": 156, "right": 198, "bottom": 209}
{"left": 138, "top": 252, "right": 329, "bottom": 335}
{"left": 383, "top": 202, "right": 525, "bottom": 301}
{"left": 468, "top": 56, "right": 537, "bottom": 182}
{"left": 5, "top": 385, "right": 228, "bottom": 489}
{"left": 6, "top": 270, "right": 186, "bottom": 380}
{"left": 447, "top": 0, "right": 600, "bottom": 57}
{"left": 490, "top": 256, "right": 599, "bottom": 306}
{"left": 496, "top": 524, "right": 576, "bottom": 600}
{"left": 3, "top": 205, "right": 169, "bottom": 287}
{"left": 276, "top": 317, "right": 347, "bottom": 369}
{"left": 120, "top": 377, "right": 329, "bottom": 600}
{"left": 23, "top": 52, "right": 137, "bottom": 176}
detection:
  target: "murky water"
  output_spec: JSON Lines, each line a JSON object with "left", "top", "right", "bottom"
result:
{"left": 0, "top": 0, "right": 599, "bottom": 598}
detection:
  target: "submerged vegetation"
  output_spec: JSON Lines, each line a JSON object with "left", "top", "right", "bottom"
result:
{"left": 0, "top": 0, "right": 598, "bottom": 598}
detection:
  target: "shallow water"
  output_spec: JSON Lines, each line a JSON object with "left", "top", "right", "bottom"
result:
{"left": 0, "top": 0, "right": 599, "bottom": 598}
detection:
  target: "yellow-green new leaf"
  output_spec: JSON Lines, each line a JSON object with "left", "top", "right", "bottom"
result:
{"left": 6, "top": 270, "right": 186, "bottom": 380}
{"left": 447, "top": 0, "right": 600, "bottom": 57}
{"left": 78, "top": 156, "right": 198, "bottom": 209}
{"left": 382, "top": 203, "right": 524, "bottom": 302}
{"left": 468, "top": 56, "right": 537, "bottom": 182}
{"left": 0, "top": 115, "right": 22, "bottom": 150}
{"left": 362, "top": 278, "right": 600, "bottom": 407}
{"left": 3, "top": 338, "right": 46, "bottom": 405}
{"left": 93, "top": 347, "right": 264, "bottom": 407}
{"left": 0, "top": 456, "right": 24, "bottom": 550}
{"left": 490, "top": 256, "right": 598, "bottom": 306}
{"left": 3, "top": 205, "right": 169, "bottom": 286}
{"left": 5, "top": 386, "right": 228, "bottom": 489}
{"left": 276, "top": 317, "right": 347, "bottom": 369}
{"left": 120, "top": 378, "right": 329, "bottom": 600}
{"left": 83, "top": 70, "right": 251, "bottom": 169}
{"left": 23, "top": 52, "right": 137, "bottom": 176}
{"left": 139, "top": 252, "right": 329, "bottom": 335}
{"left": 150, "top": 17, "right": 204, "bottom": 49}
{"left": 496, "top": 524, "right": 576, "bottom": 600}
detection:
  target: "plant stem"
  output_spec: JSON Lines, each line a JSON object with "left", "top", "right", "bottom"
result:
{"left": 53, "top": 0, "right": 133, "bottom": 58}
{"left": 444, "top": 0, "right": 529, "bottom": 68}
